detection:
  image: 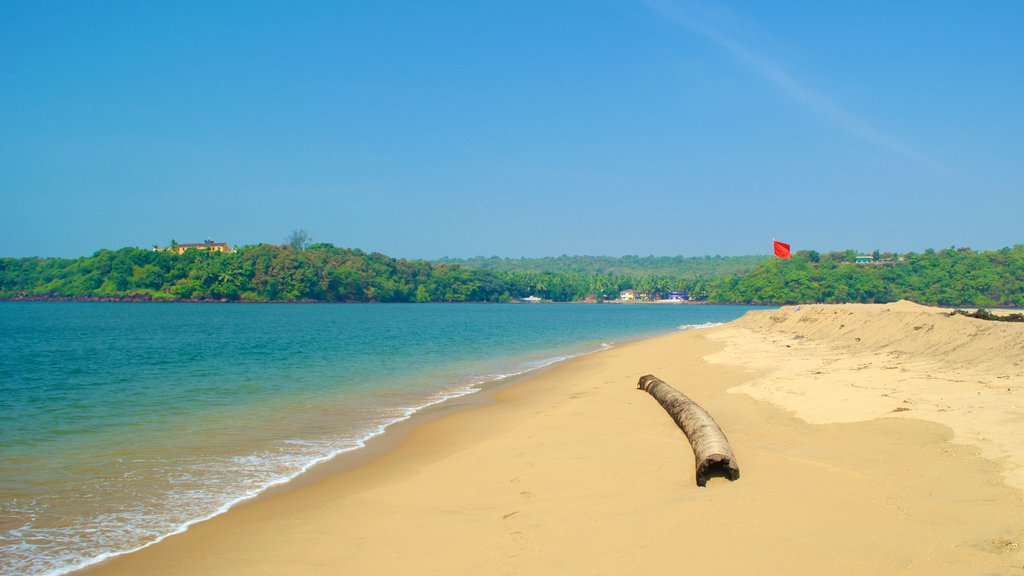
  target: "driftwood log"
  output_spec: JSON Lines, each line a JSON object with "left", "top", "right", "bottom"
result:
{"left": 637, "top": 374, "right": 740, "bottom": 487}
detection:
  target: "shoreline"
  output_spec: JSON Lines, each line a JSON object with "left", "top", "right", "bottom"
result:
{"left": 249, "top": 351, "right": 581, "bottom": 501}
{"left": 0, "top": 296, "right": 726, "bottom": 305}
{"left": 79, "top": 304, "right": 1024, "bottom": 575}
{"left": 78, "top": 328, "right": 742, "bottom": 575}
{"left": 234, "top": 321, "right": 725, "bottom": 502}
{"left": 6, "top": 302, "right": 758, "bottom": 576}
{"left": 55, "top": 340, "right": 613, "bottom": 576}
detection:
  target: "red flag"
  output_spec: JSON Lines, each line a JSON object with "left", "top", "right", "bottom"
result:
{"left": 773, "top": 240, "right": 791, "bottom": 259}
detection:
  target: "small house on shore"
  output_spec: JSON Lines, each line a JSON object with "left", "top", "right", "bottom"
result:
{"left": 163, "top": 240, "right": 232, "bottom": 255}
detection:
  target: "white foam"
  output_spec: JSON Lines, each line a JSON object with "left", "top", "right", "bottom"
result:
{"left": 676, "top": 321, "right": 723, "bottom": 331}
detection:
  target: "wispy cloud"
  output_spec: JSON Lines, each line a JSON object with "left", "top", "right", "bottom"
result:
{"left": 646, "top": 0, "right": 944, "bottom": 174}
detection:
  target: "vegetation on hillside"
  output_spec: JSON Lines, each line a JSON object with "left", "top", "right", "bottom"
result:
{"left": 0, "top": 244, "right": 698, "bottom": 303}
{"left": 437, "top": 254, "right": 768, "bottom": 278}
{"left": 708, "top": 246, "right": 1024, "bottom": 307}
{"left": 2, "top": 244, "right": 1022, "bottom": 307}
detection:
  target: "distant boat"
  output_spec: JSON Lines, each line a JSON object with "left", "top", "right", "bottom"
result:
{"left": 520, "top": 296, "right": 542, "bottom": 303}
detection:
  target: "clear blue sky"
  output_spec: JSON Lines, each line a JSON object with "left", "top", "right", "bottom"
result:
{"left": 2, "top": 1, "right": 1021, "bottom": 259}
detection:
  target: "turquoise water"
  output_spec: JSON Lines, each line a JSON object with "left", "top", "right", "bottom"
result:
{"left": 0, "top": 302, "right": 766, "bottom": 575}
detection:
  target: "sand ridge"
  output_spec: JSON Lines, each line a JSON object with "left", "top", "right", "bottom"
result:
{"left": 709, "top": 301, "right": 1024, "bottom": 490}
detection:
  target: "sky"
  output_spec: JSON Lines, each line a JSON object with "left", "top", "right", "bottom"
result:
{"left": 2, "top": 1, "right": 1021, "bottom": 259}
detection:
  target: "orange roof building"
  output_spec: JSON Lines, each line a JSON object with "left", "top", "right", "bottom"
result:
{"left": 169, "top": 240, "right": 232, "bottom": 255}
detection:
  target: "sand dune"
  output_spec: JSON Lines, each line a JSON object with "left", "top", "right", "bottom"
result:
{"left": 709, "top": 301, "right": 1024, "bottom": 490}
{"left": 83, "top": 303, "right": 1024, "bottom": 575}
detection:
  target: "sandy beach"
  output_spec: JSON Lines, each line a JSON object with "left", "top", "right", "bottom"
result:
{"left": 82, "top": 302, "right": 1024, "bottom": 575}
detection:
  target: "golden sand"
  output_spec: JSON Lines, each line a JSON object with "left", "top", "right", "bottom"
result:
{"left": 712, "top": 301, "right": 1024, "bottom": 490}
{"left": 83, "top": 303, "right": 1024, "bottom": 575}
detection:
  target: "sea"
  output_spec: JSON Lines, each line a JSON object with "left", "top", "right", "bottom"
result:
{"left": 0, "top": 302, "right": 767, "bottom": 576}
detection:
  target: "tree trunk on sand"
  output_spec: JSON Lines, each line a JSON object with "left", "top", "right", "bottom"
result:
{"left": 637, "top": 374, "right": 740, "bottom": 487}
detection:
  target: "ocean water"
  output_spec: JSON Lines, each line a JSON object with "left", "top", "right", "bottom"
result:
{"left": 0, "top": 302, "right": 765, "bottom": 576}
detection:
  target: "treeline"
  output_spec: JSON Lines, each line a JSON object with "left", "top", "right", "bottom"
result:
{"left": 0, "top": 243, "right": 703, "bottom": 303}
{"left": 707, "top": 246, "right": 1024, "bottom": 307}
{"left": 437, "top": 254, "right": 768, "bottom": 277}
{"left": 2, "top": 244, "right": 1023, "bottom": 306}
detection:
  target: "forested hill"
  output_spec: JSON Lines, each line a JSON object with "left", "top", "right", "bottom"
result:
{"left": 0, "top": 243, "right": 692, "bottom": 303}
{"left": 435, "top": 255, "right": 768, "bottom": 278}
{"left": 709, "top": 246, "right": 1024, "bottom": 307}
{"left": 1, "top": 244, "right": 1023, "bottom": 306}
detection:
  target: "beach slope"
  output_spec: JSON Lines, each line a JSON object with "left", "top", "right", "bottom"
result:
{"left": 84, "top": 303, "right": 1024, "bottom": 575}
